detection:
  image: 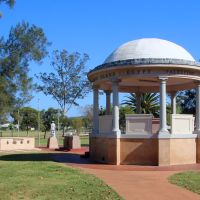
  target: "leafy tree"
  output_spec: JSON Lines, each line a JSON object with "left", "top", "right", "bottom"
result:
{"left": 59, "top": 114, "right": 71, "bottom": 132}
{"left": 119, "top": 105, "right": 134, "bottom": 131}
{"left": 82, "top": 105, "right": 93, "bottom": 129}
{"left": 0, "top": 22, "right": 49, "bottom": 116}
{"left": 15, "top": 107, "right": 38, "bottom": 135}
{"left": 8, "top": 123, "right": 14, "bottom": 136}
{"left": 0, "top": 112, "right": 9, "bottom": 124}
{"left": 99, "top": 106, "right": 106, "bottom": 116}
{"left": 177, "top": 89, "right": 196, "bottom": 114}
{"left": 41, "top": 107, "right": 71, "bottom": 138}
{"left": 41, "top": 108, "right": 58, "bottom": 136}
{"left": 0, "top": 0, "right": 15, "bottom": 18}
{"left": 122, "top": 93, "right": 160, "bottom": 117}
{"left": 0, "top": 76, "right": 14, "bottom": 116}
{"left": 82, "top": 117, "right": 91, "bottom": 129}
{"left": 71, "top": 117, "right": 83, "bottom": 134}
{"left": 10, "top": 108, "right": 23, "bottom": 128}
{"left": 36, "top": 49, "right": 90, "bottom": 134}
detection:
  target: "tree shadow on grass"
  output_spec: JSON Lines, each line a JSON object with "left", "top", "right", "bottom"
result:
{"left": 53, "top": 153, "right": 94, "bottom": 165}
{"left": 0, "top": 153, "right": 94, "bottom": 165}
{"left": 0, "top": 153, "right": 54, "bottom": 161}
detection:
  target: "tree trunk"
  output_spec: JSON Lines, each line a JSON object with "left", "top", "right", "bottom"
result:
{"left": 44, "top": 130, "right": 47, "bottom": 139}
{"left": 62, "top": 126, "right": 65, "bottom": 137}
{"left": 61, "top": 110, "right": 65, "bottom": 137}
{"left": 18, "top": 109, "right": 20, "bottom": 136}
{"left": 26, "top": 126, "right": 29, "bottom": 136}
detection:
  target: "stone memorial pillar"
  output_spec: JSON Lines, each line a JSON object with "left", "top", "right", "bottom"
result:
{"left": 47, "top": 121, "right": 59, "bottom": 149}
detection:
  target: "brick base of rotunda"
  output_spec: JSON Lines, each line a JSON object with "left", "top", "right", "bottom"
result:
{"left": 90, "top": 136, "right": 197, "bottom": 166}
{"left": 158, "top": 138, "right": 196, "bottom": 166}
{"left": 90, "top": 136, "right": 120, "bottom": 165}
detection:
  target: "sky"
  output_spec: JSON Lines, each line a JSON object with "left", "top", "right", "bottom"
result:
{"left": 1, "top": 0, "right": 200, "bottom": 117}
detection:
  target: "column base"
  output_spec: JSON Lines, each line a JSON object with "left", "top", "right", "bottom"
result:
{"left": 158, "top": 129, "right": 170, "bottom": 138}
{"left": 112, "top": 129, "right": 121, "bottom": 136}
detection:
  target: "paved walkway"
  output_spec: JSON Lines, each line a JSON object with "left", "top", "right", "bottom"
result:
{"left": 82, "top": 169, "right": 200, "bottom": 200}
{"left": 53, "top": 149, "right": 200, "bottom": 200}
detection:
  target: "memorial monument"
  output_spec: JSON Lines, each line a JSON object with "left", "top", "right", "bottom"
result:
{"left": 47, "top": 121, "right": 59, "bottom": 149}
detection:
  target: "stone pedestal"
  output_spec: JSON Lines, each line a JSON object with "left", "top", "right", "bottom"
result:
{"left": 64, "top": 135, "right": 81, "bottom": 149}
{"left": 47, "top": 136, "right": 59, "bottom": 149}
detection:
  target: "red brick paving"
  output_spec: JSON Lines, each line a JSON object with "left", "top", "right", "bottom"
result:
{"left": 50, "top": 148, "right": 200, "bottom": 200}
{"left": 82, "top": 169, "right": 200, "bottom": 200}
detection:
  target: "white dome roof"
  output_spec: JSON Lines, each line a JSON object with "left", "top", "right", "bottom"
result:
{"left": 104, "top": 38, "right": 195, "bottom": 63}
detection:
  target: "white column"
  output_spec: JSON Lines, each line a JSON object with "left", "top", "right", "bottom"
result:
{"left": 93, "top": 86, "right": 99, "bottom": 134}
{"left": 112, "top": 80, "right": 121, "bottom": 135}
{"left": 171, "top": 91, "right": 176, "bottom": 114}
{"left": 195, "top": 83, "right": 200, "bottom": 134}
{"left": 105, "top": 90, "right": 111, "bottom": 115}
{"left": 159, "top": 78, "right": 169, "bottom": 134}
{"left": 136, "top": 92, "right": 142, "bottom": 114}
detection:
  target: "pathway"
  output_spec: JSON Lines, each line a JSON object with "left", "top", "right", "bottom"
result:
{"left": 53, "top": 150, "right": 200, "bottom": 200}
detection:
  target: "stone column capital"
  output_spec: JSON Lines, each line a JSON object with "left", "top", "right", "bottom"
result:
{"left": 158, "top": 77, "right": 168, "bottom": 82}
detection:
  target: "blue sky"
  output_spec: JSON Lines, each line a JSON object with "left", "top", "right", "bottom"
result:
{"left": 1, "top": 0, "right": 200, "bottom": 116}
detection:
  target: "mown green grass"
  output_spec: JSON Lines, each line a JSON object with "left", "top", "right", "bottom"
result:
{"left": 169, "top": 171, "right": 200, "bottom": 195}
{"left": 0, "top": 130, "right": 89, "bottom": 147}
{"left": 0, "top": 153, "right": 122, "bottom": 200}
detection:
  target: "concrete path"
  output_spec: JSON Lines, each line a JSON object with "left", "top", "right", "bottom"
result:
{"left": 53, "top": 150, "right": 200, "bottom": 200}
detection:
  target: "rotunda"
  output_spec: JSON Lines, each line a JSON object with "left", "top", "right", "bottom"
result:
{"left": 88, "top": 38, "right": 200, "bottom": 166}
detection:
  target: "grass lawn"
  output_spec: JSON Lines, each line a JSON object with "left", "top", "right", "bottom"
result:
{"left": 0, "top": 130, "right": 89, "bottom": 147}
{"left": 169, "top": 171, "right": 200, "bottom": 195}
{"left": 0, "top": 153, "right": 122, "bottom": 200}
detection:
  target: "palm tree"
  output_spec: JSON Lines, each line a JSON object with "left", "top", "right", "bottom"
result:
{"left": 122, "top": 93, "right": 160, "bottom": 117}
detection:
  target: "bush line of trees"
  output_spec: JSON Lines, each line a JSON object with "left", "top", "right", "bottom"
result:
{"left": 6, "top": 107, "right": 92, "bottom": 135}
